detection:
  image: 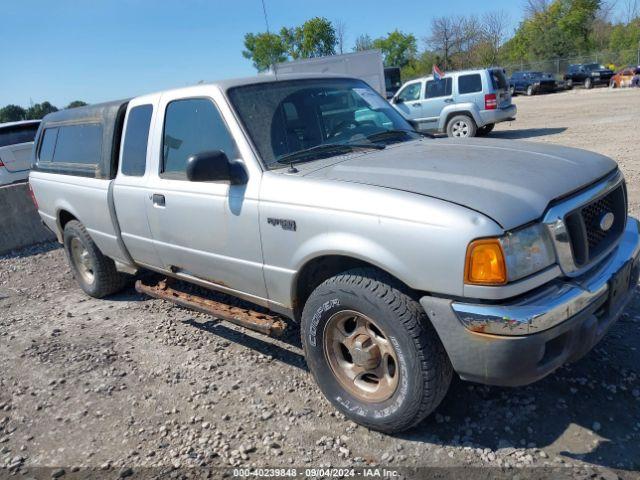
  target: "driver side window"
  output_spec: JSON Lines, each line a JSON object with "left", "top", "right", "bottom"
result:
{"left": 397, "top": 83, "right": 422, "bottom": 102}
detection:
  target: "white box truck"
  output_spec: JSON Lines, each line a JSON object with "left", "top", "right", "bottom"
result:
{"left": 274, "top": 50, "right": 388, "bottom": 97}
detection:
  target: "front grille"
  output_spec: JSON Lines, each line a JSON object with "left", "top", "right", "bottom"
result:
{"left": 565, "top": 183, "right": 626, "bottom": 267}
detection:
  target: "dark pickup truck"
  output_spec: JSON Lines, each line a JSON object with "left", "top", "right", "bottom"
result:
{"left": 509, "top": 71, "right": 557, "bottom": 96}
{"left": 564, "top": 63, "right": 614, "bottom": 89}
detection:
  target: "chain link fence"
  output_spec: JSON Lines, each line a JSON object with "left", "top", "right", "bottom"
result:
{"left": 499, "top": 48, "right": 640, "bottom": 77}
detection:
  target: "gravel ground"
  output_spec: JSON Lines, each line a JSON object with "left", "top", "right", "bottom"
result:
{"left": 1, "top": 87, "right": 640, "bottom": 479}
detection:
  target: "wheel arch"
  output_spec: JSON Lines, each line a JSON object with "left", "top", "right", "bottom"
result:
{"left": 291, "top": 253, "right": 416, "bottom": 321}
{"left": 439, "top": 105, "right": 480, "bottom": 131}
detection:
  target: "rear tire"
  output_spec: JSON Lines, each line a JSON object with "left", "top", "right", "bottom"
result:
{"left": 446, "top": 114, "right": 477, "bottom": 138}
{"left": 301, "top": 268, "right": 452, "bottom": 433}
{"left": 526, "top": 85, "right": 534, "bottom": 96}
{"left": 566, "top": 79, "right": 573, "bottom": 89}
{"left": 509, "top": 85, "right": 516, "bottom": 96}
{"left": 63, "top": 220, "right": 128, "bottom": 298}
{"left": 584, "top": 77, "right": 593, "bottom": 89}
{"left": 477, "top": 123, "right": 495, "bottom": 136}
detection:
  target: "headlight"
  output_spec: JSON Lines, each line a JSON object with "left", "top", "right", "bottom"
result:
{"left": 465, "top": 224, "right": 556, "bottom": 285}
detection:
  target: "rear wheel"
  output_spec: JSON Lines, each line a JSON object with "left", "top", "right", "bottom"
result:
{"left": 526, "top": 85, "right": 534, "bottom": 96}
{"left": 584, "top": 77, "right": 593, "bottom": 89}
{"left": 509, "top": 85, "right": 516, "bottom": 96}
{"left": 301, "top": 268, "right": 452, "bottom": 433}
{"left": 477, "top": 123, "right": 495, "bottom": 136}
{"left": 566, "top": 79, "right": 574, "bottom": 89}
{"left": 446, "top": 114, "right": 477, "bottom": 138}
{"left": 63, "top": 220, "right": 127, "bottom": 298}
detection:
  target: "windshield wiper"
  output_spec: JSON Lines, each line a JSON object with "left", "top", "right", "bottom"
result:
{"left": 276, "top": 142, "right": 385, "bottom": 166}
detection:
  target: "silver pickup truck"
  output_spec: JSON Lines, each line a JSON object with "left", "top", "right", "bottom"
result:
{"left": 29, "top": 74, "right": 640, "bottom": 433}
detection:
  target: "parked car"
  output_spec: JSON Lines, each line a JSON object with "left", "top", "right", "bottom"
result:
{"left": 609, "top": 66, "right": 638, "bottom": 88}
{"left": 0, "top": 120, "right": 40, "bottom": 186}
{"left": 390, "top": 68, "right": 516, "bottom": 137}
{"left": 509, "top": 71, "right": 557, "bottom": 96}
{"left": 29, "top": 74, "right": 639, "bottom": 433}
{"left": 564, "top": 63, "right": 614, "bottom": 89}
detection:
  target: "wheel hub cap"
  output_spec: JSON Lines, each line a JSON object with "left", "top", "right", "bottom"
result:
{"left": 70, "top": 237, "right": 94, "bottom": 284}
{"left": 324, "top": 310, "right": 400, "bottom": 402}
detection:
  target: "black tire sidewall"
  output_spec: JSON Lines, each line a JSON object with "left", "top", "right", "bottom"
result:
{"left": 301, "top": 283, "right": 427, "bottom": 431}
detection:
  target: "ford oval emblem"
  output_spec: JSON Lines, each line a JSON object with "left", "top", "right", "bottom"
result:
{"left": 599, "top": 212, "right": 615, "bottom": 232}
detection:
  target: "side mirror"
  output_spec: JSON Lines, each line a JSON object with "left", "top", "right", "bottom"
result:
{"left": 392, "top": 96, "right": 404, "bottom": 104}
{"left": 186, "top": 150, "right": 248, "bottom": 184}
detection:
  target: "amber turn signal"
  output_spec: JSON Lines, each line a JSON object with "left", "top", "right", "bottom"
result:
{"left": 465, "top": 238, "right": 507, "bottom": 285}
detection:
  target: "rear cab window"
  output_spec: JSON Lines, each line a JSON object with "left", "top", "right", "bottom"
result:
{"left": 121, "top": 105, "right": 153, "bottom": 176}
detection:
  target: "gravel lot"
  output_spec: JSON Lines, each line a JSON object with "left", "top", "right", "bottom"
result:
{"left": 1, "top": 87, "right": 639, "bottom": 479}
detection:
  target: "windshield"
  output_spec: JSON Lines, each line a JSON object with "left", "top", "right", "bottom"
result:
{"left": 227, "top": 78, "right": 419, "bottom": 169}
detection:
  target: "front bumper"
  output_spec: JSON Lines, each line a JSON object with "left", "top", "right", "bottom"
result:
{"left": 478, "top": 104, "right": 517, "bottom": 127}
{"left": 420, "top": 217, "right": 640, "bottom": 387}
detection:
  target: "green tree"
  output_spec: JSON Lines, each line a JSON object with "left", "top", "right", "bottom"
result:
{"left": 353, "top": 34, "right": 374, "bottom": 51}
{"left": 0, "top": 104, "right": 27, "bottom": 123}
{"left": 242, "top": 32, "right": 288, "bottom": 72}
{"left": 26, "top": 102, "right": 58, "bottom": 120}
{"left": 66, "top": 100, "right": 88, "bottom": 109}
{"left": 373, "top": 30, "right": 417, "bottom": 67}
{"left": 281, "top": 17, "right": 336, "bottom": 59}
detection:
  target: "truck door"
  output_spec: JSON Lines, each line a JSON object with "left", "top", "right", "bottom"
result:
{"left": 421, "top": 77, "right": 453, "bottom": 125}
{"left": 392, "top": 81, "right": 424, "bottom": 122}
{"left": 113, "top": 96, "right": 164, "bottom": 268}
{"left": 144, "top": 90, "right": 267, "bottom": 300}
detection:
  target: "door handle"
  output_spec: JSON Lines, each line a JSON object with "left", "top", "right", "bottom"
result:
{"left": 411, "top": 102, "right": 421, "bottom": 107}
{"left": 152, "top": 193, "right": 166, "bottom": 207}
{"left": 444, "top": 98, "right": 454, "bottom": 103}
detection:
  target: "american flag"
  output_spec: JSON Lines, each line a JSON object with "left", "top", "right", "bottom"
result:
{"left": 433, "top": 64, "right": 445, "bottom": 81}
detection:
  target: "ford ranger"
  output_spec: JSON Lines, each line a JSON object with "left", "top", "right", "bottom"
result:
{"left": 29, "top": 74, "right": 640, "bottom": 433}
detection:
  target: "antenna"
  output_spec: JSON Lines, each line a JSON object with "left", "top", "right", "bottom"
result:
{"left": 260, "top": 0, "right": 278, "bottom": 79}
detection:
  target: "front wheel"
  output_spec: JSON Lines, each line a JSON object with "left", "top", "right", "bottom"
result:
{"left": 301, "top": 268, "right": 452, "bottom": 433}
{"left": 566, "top": 79, "right": 573, "bottom": 89}
{"left": 526, "top": 85, "right": 534, "bottom": 96}
{"left": 584, "top": 77, "right": 593, "bottom": 89}
{"left": 446, "top": 114, "right": 477, "bottom": 138}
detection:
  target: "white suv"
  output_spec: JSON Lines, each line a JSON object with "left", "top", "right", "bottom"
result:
{"left": 0, "top": 120, "right": 40, "bottom": 186}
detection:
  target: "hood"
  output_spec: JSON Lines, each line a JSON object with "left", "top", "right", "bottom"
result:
{"left": 303, "top": 138, "right": 617, "bottom": 230}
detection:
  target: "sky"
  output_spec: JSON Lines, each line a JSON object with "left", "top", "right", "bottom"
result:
{"left": 0, "top": 0, "right": 587, "bottom": 107}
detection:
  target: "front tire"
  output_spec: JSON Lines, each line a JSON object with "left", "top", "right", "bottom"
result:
{"left": 526, "top": 85, "right": 534, "bottom": 96}
{"left": 63, "top": 220, "right": 127, "bottom": 298}
{"left": 301, "top": 268, "right": 452, "bottom": 433}
{"left": 584, "top": 77, "right": 593, "bottom": 89}
{"left": 446, "top": 114, "right": 477, "bottom": 138}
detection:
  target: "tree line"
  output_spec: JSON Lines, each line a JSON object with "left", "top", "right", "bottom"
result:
{"left": 242, "top": 0, "right": 640, "bottom": 79}
{"left": 0, "top": 100, "right": 87, "bottom": 123}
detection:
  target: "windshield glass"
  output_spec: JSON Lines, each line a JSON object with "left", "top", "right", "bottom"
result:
{"left": 227, "top": 78, "right": 419, "bottom": 169}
